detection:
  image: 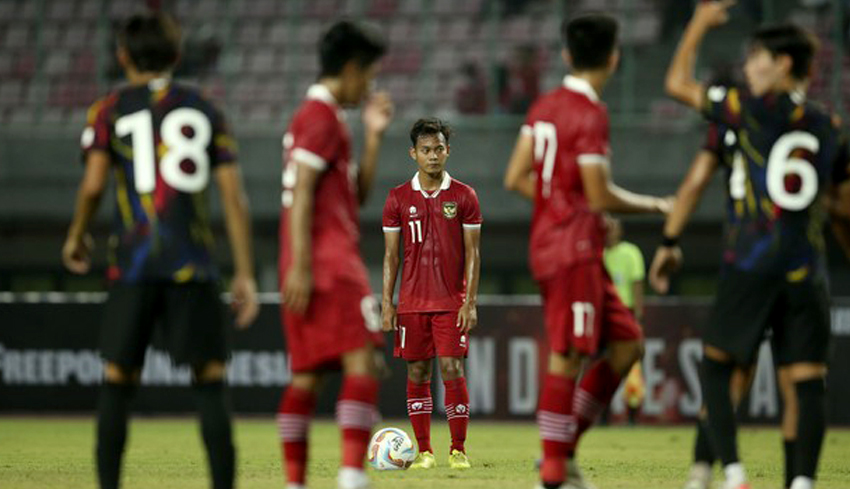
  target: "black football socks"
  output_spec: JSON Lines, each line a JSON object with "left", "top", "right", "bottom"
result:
{"left": 193, "top": 380, "right": 235, "bottom": 489}
{"left": 694, "top": 418, "right": 716, "bottom": 465}
{"left": 784, "top": 439, "right": 796, "bottom": 488}
{"left": 96, "top": 382, "right": 135, "bottom": 489}
{"left": 701, "top": 357, "right": 739, "bottom": 466}
{"left": 794, "top": 378, "right": 826, "bottom": 483}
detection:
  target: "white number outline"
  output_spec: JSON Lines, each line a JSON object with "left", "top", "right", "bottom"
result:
{"left": 571, "top": 301, "right": 595, "bottom": 338}
{"left": 115, "top": 108, "right": 212, "bottom": 194}
{"left": 408, "top": 219, "right": 423, "bottom": 243}
{"left": 533, "top": 121, "right": 558, "bottom": 198}
{"left": 729, "top": 151, "right": 747, "bottom": 201}
{"left": 765, "top": 131, "right": 819, "bottom": 211}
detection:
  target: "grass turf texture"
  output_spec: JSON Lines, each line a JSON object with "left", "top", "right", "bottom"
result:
{"left": 1, "top": 418, "right": 848, "bottom": 488}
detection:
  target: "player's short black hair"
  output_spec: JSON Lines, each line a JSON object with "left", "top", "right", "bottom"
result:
{"left": 750, "top": 24, "right": 818, "bottom": 80}
{"left": 319, "top": 21, "right": 387, "bottom": 77}
{"left": 562, "top": 13, "right": 619, "bottom": 71}
{"left": 117, "top": 13, "right": 181, "bottom": 72}
{"left": 409, "top": 118, "right": 452, "bottom": 147}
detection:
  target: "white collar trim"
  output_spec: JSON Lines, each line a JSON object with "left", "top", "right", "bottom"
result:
{"left": 306, "top": 84, "right": 337, "bottom": 105}
{"left": 411, "top": 171, "right": 452, "bottom": 198}
{"left": 564, "top": 75, "right": 600, "bottom": 103}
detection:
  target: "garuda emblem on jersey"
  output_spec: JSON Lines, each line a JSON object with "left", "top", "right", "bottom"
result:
{"left": 442, "top": 202, "right": 458, "bottom": 219}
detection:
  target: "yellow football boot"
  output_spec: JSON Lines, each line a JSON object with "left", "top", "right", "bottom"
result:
{"left": 448, "top": 449, "right": 471, "bottom": 469}
{"left": 409, "top": 451, "right": 436, "bottom": 469}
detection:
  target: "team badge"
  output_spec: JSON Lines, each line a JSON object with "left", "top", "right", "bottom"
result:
{"left": 442, "top": 202, "right": 458, "bottom": 219}
{"left": 409, "top": 206, "right": 417, "bottom": 215}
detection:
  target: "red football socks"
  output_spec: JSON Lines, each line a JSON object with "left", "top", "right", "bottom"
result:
{"left": 406, "top": 380, "right": 433, "bottom": 453}
{"left": 444, "top": 377, "right": 470, "bottom": 453}
{"left": 337, "top": 375, "right": 380, "bottom": 469}
{"left": 572, "top": 359, "right": 622, "bottom": 452}
{"left": 277, "top": 386, "right": 316, "bottom": 485}
{"left": 537, "top": 373, "right": 577, "bottom": 485}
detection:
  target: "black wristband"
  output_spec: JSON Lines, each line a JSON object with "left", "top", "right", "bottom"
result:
{"left": 661, "top": 235, "right": 679, "bottom": 248}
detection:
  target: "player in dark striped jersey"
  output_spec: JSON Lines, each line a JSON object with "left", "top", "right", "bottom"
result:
{"left": 663, "top": 3, "right": 850, "bottom": 489}
{"left": 62, "top": 13, "right": 258, "bottom": 489}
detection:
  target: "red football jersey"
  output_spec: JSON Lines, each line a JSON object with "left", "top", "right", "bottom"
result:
{"left": 279, "top": 84, "right": 369, "bottom": 291}
{"left": 522, "top": 75, "right": 610, "bottom": 281}
{"left": 382, "top": 172, "right": 483, "bottom": 314}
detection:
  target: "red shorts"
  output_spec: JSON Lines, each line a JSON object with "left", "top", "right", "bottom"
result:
{"left": 282, "top": 280, "right": 385, "bottom": 373}
{"left": 394, "top": 312, "right": 468, "bottom": 361}
{"left": 540, "top": 261, "right": 642, "bottom": 356}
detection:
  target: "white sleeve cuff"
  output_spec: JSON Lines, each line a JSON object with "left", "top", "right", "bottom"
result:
{"left": 291, "top": 148, "right": 328, "bottom": 170}
{"left": 382, "top": 226, "right": 401, "bottom": 232}
{"left": 577, "top": 154, "right": 609, "bottom": 166}
{"left": 462, "top": 223, "right": 482, "bottom": 229}
{"left": 520, "top": 124, "right": 533, "bottom": 136}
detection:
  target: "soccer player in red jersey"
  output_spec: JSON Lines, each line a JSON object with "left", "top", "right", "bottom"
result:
{"left": 276, "top": 21, "right": 394, "bottom": 489}
{"left": 504, "top": 14, "right": 672, "bottom": 489}
{"left": 381, "top": 118, "right": 482, "bottom": 470}
{"left": 63, "top": 14, "right": 258, "bottom": 489}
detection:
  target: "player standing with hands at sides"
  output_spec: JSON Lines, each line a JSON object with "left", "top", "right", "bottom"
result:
{"left": 276, "top": 21, "right": 394, "bottom": 489}
{"left": 381, "top": 118, "right": 482, "bottom": 470}
{"left": 62, "top": 13, "right": 259, "bottom": 489}
{"left": 664, "top": 2, "right": 850, "bottom": 488}
{"left": 504, "top": 14, "right": 672, "bottom": 489}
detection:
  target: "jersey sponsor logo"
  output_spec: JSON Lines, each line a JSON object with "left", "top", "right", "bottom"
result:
{"left": 442, "top": 201, "right": 458, "bottom": 219}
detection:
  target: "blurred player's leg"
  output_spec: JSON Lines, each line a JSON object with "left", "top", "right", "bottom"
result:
{"left": 777, "top": 367, "right": 798, "bottom": 489}
{"left": 684, "top": 367, "right": 753, "bottom": 489}
{"left": 337, "top": 346, "right": 380, "bottom": 489}
{"left": 538, "top": 351, "right": 581, "bottom": 489}
{"left": 572, "top": 340, "right": 640, "bottom": 451}
{"left": 685, "top": 416, "right": 714, "bottom": 489}
{"left": 278, "top": 373, "right": 320, "bottom": 489}
{"left": 192, "top": 362, "right": 235, "bottom": 489}
{"left": 96, "top": 364, "right": 137, "bottom": 489}
{"left": 406, "top": 360, "right": 434, "bottom": 461}
{"left": 701, "top": 347, "right": 748, "bottom": 489}
{"left": 776, "top": 281, "right": 830, "bottom": 489}
{"left": 789, "top": 364, "right": 827, "bottom": 489}
{"left": 440, "top": 357, "right": 470, "bottom": 468}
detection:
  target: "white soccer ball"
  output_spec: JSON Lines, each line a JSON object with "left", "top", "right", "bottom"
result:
{"left": 368, "top": 427, "right": 416, "bottom": 470}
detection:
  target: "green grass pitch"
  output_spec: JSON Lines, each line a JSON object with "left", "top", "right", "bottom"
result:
{"left": 1, "top": 418, "right": 848, "bottom": 488}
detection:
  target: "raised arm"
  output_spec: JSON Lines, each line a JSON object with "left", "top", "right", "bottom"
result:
{"left": 649, "top": 150, "right": 720, "bottom": 294}
{"left": 457, "top": 226, "right": 481, "bottom": 334}
{"left": 358, "top": 92, "right": 394, "bottom": 205}
{"left": 62, "top": 150, "right": 111, "bottom": 274}
{"left": 504, "top": 131, "right": 536, "bottom": 201}
{"left": 665, "top": 0, "right": 735, "bottom": 109}
{"left": 215, "top": 164, "right": 259, "bottom": 328}
{"left": 381, "top": 229, "right": 401, "bottom": 332}
{"left": 282, "top": 163, "right": 321, "bottom": 314}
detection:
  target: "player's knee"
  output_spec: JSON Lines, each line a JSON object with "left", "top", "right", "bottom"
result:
{"left": 548, "top": 350, "right": 582, "bottom": 377}
{"left": 407, "top": 361, "right": 431, "bottom": 383}
{"left": 785, "top": 362, "right": 827, "bottom": 383}
{"left": 193, "top": 361, "right": 226, "bottom": 384}
{"left": 703, "top": 345, "right": 733, "bottom": 363}
{"left": 290, "top": 373, "right": 323, "bottom": 393}
{"left": 103, "top": 362, "right": 140, "bottom": 384}
{"left": 439, "top": 358, "right": 464, "bottom": 381}
{"left": 342, "top": 346, "right": 379, "bottom": 378}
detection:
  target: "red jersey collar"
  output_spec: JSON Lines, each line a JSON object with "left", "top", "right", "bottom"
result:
{"left": 411, "top": 171, "right": 452, "bottom": 198}
{"left": 564, "top": 75, "right": 600, "bottom": 104}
